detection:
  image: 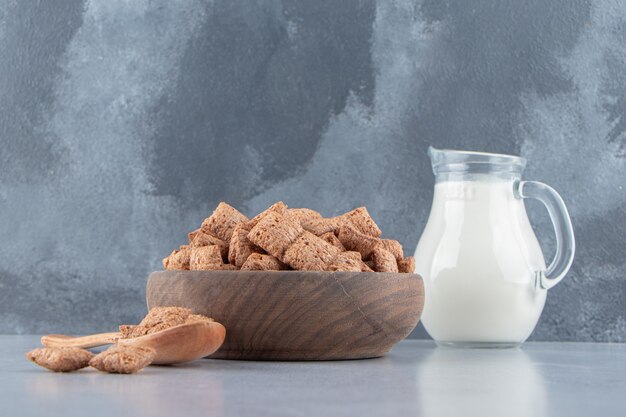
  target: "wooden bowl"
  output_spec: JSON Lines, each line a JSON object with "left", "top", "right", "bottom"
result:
{"left": 146, "top": 270, "right": 424, "bottom": 360}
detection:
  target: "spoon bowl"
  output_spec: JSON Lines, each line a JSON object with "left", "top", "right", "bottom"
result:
{"left": 41, "top": 321, "right": 226, "bottom": 365}
{"left": 119, "top": 321, "right": 225, "bottom": 364}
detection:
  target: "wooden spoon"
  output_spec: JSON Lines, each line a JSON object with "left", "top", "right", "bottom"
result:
{"left": 41, "top": 321, "right": 226, "bottom": 365}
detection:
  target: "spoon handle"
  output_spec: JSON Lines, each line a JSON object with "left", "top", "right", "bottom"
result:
{"left": 41, "top": 332, "right": 121, "bottom": 348}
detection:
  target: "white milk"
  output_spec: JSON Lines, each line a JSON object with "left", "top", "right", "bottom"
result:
{"left": 415, "top": 178, "right": 547, "bottom": 344}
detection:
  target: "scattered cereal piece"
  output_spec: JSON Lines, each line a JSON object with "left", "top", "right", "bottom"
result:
{"left": 371, "top": 247, "right": 399, "bottom": 273}
{"left": 26, "top": 347, "right": 94, "bottom": 372}
{"left": 228, "top": 223, "right": 261, "bottom": 267}
{"left": 319, "top": 231, "right": 345, "bottom": 251}
{"left": 283, "top": 231, "right": 341, "bottom": 271}
{"left": 397, "top": 256, "right": 415, "bottom": 274}
{"left": 248, "top": 212, "right": 304, "bottom": 260}
{"left": 247, "top": 201, "right": 288, "bottom": 229}
{"left": 89, "top": 345, "right": 155, "bottom": 374}
{"left": 189, "top": 245, "right": 224, "bottom": 270}
{"left": 201, "top": 202, "right": 249, "bottom": 241}
{"left": 240, "top": 253, "right": 286, "bottom": 271}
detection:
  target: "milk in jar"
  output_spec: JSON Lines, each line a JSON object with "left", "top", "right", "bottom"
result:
{"left": 415, "top": 148, "right": 575, "bottom": 347}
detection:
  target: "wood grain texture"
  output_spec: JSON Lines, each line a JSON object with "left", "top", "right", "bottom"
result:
{"left": 41, "top": 332, "right": 120, "bottom": 348}
{"left": 146, "top": 270, "right": 424, "bottom": 360}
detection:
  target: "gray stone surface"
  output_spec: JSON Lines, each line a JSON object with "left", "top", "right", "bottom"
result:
{"left": 0, "top": 0, "right": 624, "bottom": 340}
{"left": 4, "top": 337, "right": 625, "bottom": 417}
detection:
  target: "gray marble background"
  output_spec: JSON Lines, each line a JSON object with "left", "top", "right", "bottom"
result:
{"left": 0, "top": 0, "right": 624, "bottom": 341}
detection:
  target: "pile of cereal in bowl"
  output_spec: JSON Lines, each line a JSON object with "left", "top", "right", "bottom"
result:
{"left": 162, "top": 202, "right": 415, "bottom": 273}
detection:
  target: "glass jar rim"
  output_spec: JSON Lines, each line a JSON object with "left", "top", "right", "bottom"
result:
{"left": 428, "top": 146, "right": 526, "bottom": 175}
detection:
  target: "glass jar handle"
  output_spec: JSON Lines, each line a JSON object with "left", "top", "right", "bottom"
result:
{"left": 515, "top": 180, "right": 575, "bottom": 290}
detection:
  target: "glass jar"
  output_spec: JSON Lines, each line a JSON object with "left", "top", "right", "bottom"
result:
{"left": 415, "top": 147, "right": 575, "bottom": 347}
